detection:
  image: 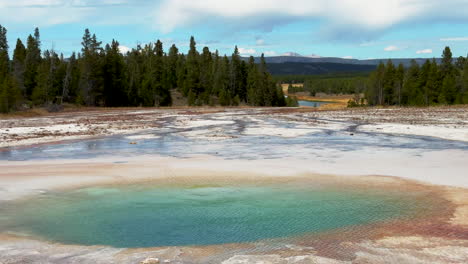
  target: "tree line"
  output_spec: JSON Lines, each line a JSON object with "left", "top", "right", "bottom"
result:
{"left": 283, "top": 46, "right": 468, "bottom": 107}
{"left": 0, "top": 26, "right": 295, "bottom": 113}
{"left": 365, "top": 47, "right": 468, "bottom": 106}
{"left": 302, "top": 76, "right": 367, "bottom": 96}
{"left": 274, "top": 72, "right": 370, "bottom": 84}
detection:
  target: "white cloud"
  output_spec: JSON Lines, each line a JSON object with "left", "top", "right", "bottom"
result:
{"left": 238, "top": 47, "right": 256, "bottom": 55}
{"left": 384, "top": 45, "right": 400, "bottom": 52}
{"left": 342, "top": 56, "right": 353, "bottom": 59}
{"left": 440, "top": 37, "right": 468, "bottom": 41}
{"left": 0, "top": 0, "right": 131, "bottom": 26}
{"left": 256, "top": 39, "right": 265, "bottom": 46}
{"left": 118, "top": 45, "right": 131, "bottom": 54}
{"left": 3, "top": 0, "right": 468, "bottom": 42}
{"left": 416, "top": 49, "right": 432, "bottom": 54}
{"left": 154, "top": 0, "right": 468, "bottom": 36}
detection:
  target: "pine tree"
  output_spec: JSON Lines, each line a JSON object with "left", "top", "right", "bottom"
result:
{"left": 383, "top": 60, "right": 395, "bottom": 105}
{"left": 62, "top": 53, "right": 78, "bottom": 103}
{"left": 402, "top": 60, "right": 423, "bottom": 105}
{"left": 276, "top": 84, "right": 287, "bottom": 106}
{"left": 426, "top": 59, "right": 440, "bottom": 105}
{"left": 0, "top": 77, "right": 21, "bottom": 113}
{"left": 239, "top": 60, "right": 248, "bottom": 102}
{"left": 79, "top": 29, "right": 103, "bottom": 105}
{"left": 259, "top": 54, "right": 271, "bottom": 106}
{"left": 140, "top": 43, "right": 156, "bottom": 107}
{"left": 125, "top": 47, "right": 142, "bottom": 106}
{"left": 460, "top": 60, "right": 468, "bottom": 104}
{"left": 103, "top": 40, "right": 127, "bottom": 106}
{"left": 365, "top": 62, "right": 385, "bottom": 106}
{"left": 0, "top": 25, "right": 9, "bottom": 79}
{"left": 439, "top": 74, "right": 457, "bottom": 104}
{"left": 167, "top": 44, "right": 179, "bottom": 89}
{"left": 395, "top": 63, "right": 405, "bottom": 105}
{"left": 246, "top": 56, "right": 259, "bottom": 105}
{"left": 32, "top": 50, "right": 57, "bottom": 105}
{"left": 34, "top": 27, "right": 40, "bottom": 48}
{"left": 154, "top": 39, "right": 171, "bottom": 106}
{"left": 213, "top": 55, "right": 230, "bottom": 105}
{"left": 0, "top": 26, "right": 21, "bottom": 112}
{"left": 229, "top": 46, "right": 243, "bottom": 102}
{"left": 209, "top": 50, "right": 220, "bottom": 103}
{"left": 455, "top": 56, "right": 466, "bottom": 70}
{"left": 176, "top": 54, "right": 186, "bottom": 94}
{"left": 0, "top": 25, "right": 12, "bottom": 112}
{"left": 12, "top": 39, "right": 27, "bottom": 96}
{"left": 24, "top": 28, "right": 42, "bottom": 100}
{"left": 184, "top": 36, "right": 200, "bottom": 101}
{"left": 441, "top": 46, "right": 453, "bottom": 77}
{"left": 419, "top": 60, "right": 431, "bottom": 105}
{"left": 0, "top": 81, "right": 7, "bottom": 113}
{"left": 200, "top": 47, "right": 213, "bottom": 104}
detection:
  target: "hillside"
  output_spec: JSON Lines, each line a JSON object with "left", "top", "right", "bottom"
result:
{"left": 266, "top": 62, "right": 376, "bottom": 75}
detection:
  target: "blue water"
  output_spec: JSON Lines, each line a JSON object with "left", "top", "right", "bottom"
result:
{"left": 0, "top": 184, "right": 430, "bottom": 248}
{"left": 298, "top": 100, "right": 331, "bottom": 107}
{"left": 1, "top": 125, "right": 467, "bottom": 162}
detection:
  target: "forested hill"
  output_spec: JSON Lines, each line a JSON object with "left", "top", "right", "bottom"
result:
{"left": 255, "top": 56, "right": 442, "bottom": 67}
{"left": 265, "top": 62, "right": 376, "bottom": 75}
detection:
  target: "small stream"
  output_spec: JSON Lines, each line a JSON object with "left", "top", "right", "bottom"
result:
{"left": 298, "top": 100, "right": 331, "bottom": 107}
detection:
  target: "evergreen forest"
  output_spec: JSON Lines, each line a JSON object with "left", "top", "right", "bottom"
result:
{"left": 0, "top": 26, "right": 295, "bottom": 113}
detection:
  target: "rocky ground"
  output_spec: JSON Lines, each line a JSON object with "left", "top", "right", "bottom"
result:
{"left": 1, "top": 106, "right": 467, "bottom": 148}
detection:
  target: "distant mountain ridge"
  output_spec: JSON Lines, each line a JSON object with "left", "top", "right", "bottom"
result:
{"left": 266, "top": 62, "right": 376, "bottom": 75}
{"left": 253, "top": 55, "right": 442, "bottom": 67}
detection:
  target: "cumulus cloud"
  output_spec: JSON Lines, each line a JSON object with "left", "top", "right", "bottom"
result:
{"left": 3, "top": 0, "right": 468, "bottom": 42}
{"left": 118, "top": 45, "right": 131, "bottom": 54}
{"left": 416, "top": 49, "right": 432, "bottom": 54}
{"left": 440, "top": 37, "right": 468, "bottom": 41}
{"left": 238, "top": 47, "right": 256, "bottom": 56}
{"left": 384, "top": 45, "right": 400, "bottom": 52}
{"left": 154, "top": 0, "right": 468, "bottom": 39}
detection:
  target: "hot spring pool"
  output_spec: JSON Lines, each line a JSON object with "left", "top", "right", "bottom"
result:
{"left": 0, "top": 183, "right": 430, "bottom": 248}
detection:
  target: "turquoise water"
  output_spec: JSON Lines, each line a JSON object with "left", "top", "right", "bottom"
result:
{"left": 1, "top": 184, "right": 427, "bottom": 248}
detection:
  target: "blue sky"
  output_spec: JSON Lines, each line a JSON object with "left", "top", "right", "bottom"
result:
{"left": 1, "top": 0, "right": 468, "bottom": 59}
